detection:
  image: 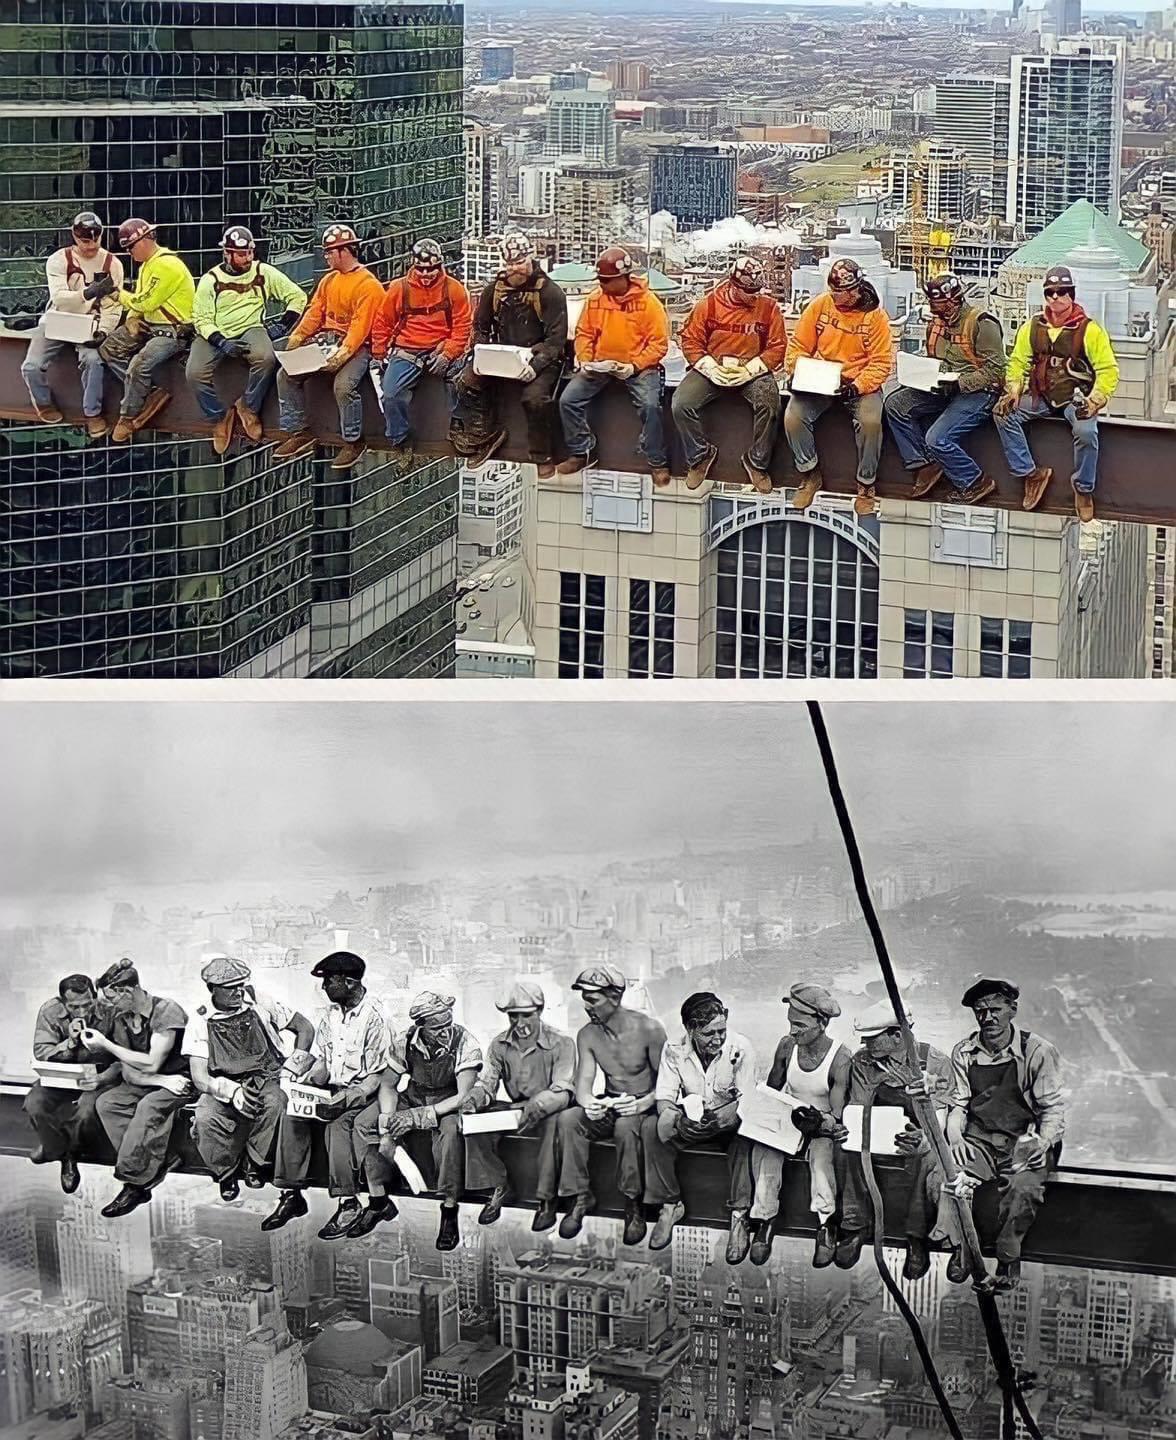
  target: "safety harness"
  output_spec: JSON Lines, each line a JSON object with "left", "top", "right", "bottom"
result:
{"left": 388, "top": 274, "right": 453, "bottom": 345}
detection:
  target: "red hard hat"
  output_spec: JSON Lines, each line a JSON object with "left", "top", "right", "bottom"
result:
{"left": 596, "top": 246, "right": 634, "bottom": 279}
{"left": 118, "top": 218, "right": 156, "bottom": 251}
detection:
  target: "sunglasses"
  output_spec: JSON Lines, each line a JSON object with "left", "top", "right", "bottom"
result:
{"left": 1043, "top": 288, "right": 1072, "bottom": 299}
{"left": 73, "top": 227, "right": 102, "bottom": 240}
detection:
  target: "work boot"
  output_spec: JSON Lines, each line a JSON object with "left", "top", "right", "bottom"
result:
{"left": 945, "top": 474, "right": 996, "bottom": 506}
{"left": 274, "top": 429, "right": 315, "bottom": 459}
{"left": 536, "top": 462, "right": 557, "bottom": 480}
{"left": 34, "top": 405, "right": 65, "bottom": 424}
{"left": 559, "top": 1193, "right": 592, "bottom": 1239}
{"left": 649, "top": 1201, "right": 686, "bottom": 1251}
{"left": 130, "top": 388, "right": 171, "bottom": 432}
{"left": 29, "top": 1145, "right": 49, "bottom": 1165}
{"left": 685, "top": 444, "right": 718, "bottom": 491}
{"left": 743, "top": 453, "right": 773, "bottom": 495}
{"left": 812, "top": 1223, "right": 837, "bottom": 1269}
{"left": 555, "top": 451, "right": 593, "bottom": 476}
{"left": 909, "top": 462, "right": 944, "bottom": 499}
{"left": 317, "top": 1199, "right": 361, "bottom": 1241}
{"left": 464, "top": 429, "right": 509, "bottom": 470}
{"left": 212, "top": 408, "right": 235, "bottom": 456}
{"left": 101, "top": 1184, "right": 152, "bottom": 1219}
{"left": 85, "top": 416, "right": 109, "bottom": 440}
{"left": 331, "top": 440, "right": 366, "bottom": 470}
{"left": 903, "top": 1238, "right": 931, "bottom": 1281}
{"left": 725, "top": 1210, "right": 751, "bottom": 1264}
{"left": 241, "top": 1159, "right": 267, "bottom": 1190}
{"left": 1072, "top": 482, "right": 1095, "bottom": 524}
{"left": 749, "top": 1220, "right": 774, "bottom": 1266}
{"left": 59, "top": 1158, "right": 80, "bottom": 1195}
{"left": 791, "top": 469, "right": 822, "bottom": 511}
{"left": 347, "top": 1197, "right": 399, "bottom": 1238}
{"left": 853, "top": 483, "right": 876, "bottom": 516}
{"left": 994, "top": 1259, "right": 1022, "bottom": 1290}
{"left": 218, "top": 1173, "right": 240, "bottom": 1203}
{"left": 1020, "top": 466, "right": 1053, "bottom": 512}
{"left": 111, "top": 415, "right": 135, "bottom": 445}
{"left": 387, "top": 440, "right": 416, "bottom": 472}
{"left": 651, "top": 465, "right": 672, "bottom": 488}
{"left": 436, "top": 1205, "right": 460, "bottom": 1252}
{"left": 261, "top": 1189, "right": 308, "bottom": 1232}
{"left": 945, "top": 1245, "right": 969, "bottom": 1284}
{"left": 834, "top": 1228, "right": 868, "bottom": 1270}
{"left": 234, "top": 397, "right": 264, "bottom": 442}
{"left": 478, "top": 1186, "right": 513, "bottom": 1226}
{"left": 622, "top": 1198, "right": 648, "bottom": 1247}
{"left": 532, "top": 1200, "right": 558, "bottom": 1232}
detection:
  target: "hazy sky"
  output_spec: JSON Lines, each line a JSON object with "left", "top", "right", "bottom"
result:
{"left": 2, "top": 698, "right": 1174, "bottom": 917}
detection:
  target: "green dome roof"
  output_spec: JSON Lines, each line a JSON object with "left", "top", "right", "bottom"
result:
{"left": 1009, "top": 200, "right": 1149, "bottom": 272}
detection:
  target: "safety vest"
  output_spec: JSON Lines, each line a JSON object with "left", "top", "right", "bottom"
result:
{"left": 389, "top": 275, "right": 453, "bottom": 343}
{"left": 705, "top": 288, "right": 775, "bottom": 345}
{"left": 925, "top": 306, "right": 994, "bottom": 372}
{"left": 1028, "top": 315, "right": 1094, "bottom": 406}
{"left": 491, "top": 276, "right": 544, "bottom": 323}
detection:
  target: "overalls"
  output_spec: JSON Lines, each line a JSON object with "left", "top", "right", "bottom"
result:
{"left": 192, "top": 1007, "right": 287, "bottom": 1180}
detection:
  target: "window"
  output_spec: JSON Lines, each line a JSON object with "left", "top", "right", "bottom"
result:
{"left": 582, "top": 469, "right": 653, "bottom": 533}
{"left": 979, "top": 617, "right": 1032, "bottom": 678}
{"left": 903, "top": 609, "right": 955, "bottom": 677}
{"left": 558, "top": 572, "right": 606, "bottom": 678}
{"left": 933, "top": 504, "right": 1008, "bottom": 569}
{"left": 628, "top": 579, "right": 675, "bottom": 678}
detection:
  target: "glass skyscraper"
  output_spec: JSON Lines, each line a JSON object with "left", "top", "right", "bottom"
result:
{"left": 0, "top": 1, "right": 463, "bottom": 677}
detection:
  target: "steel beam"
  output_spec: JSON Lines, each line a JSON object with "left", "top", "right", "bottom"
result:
{"left": 1, "top": 1086, "right": 1170, "bottom": 1274}
{"left": 1, "top": 334, "right": 1174, "bottom": 526}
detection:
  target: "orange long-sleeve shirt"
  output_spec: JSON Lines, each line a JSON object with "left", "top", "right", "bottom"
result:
{"left": 288, "top": 264, "right": 384, "bottom": 362}
{"left": 370, "top": 271, "right": 473, "bottom": 362}
{"left": 574, "top": 278, "right": 669, "bottom": 372}
{"left": 681, "top": 282, "right": 788, "bottom": 370}
{"left": 785, "top": 292, "right": 893, "bottom": 394}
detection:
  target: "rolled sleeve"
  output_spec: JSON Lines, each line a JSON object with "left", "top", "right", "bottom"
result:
{"left": 471, "top": 1039, "right": 506, "bottom": 1104}
{"left": 386, "top": 1030, "right": 408, "bottom": 1077}
{"left": 150, "top": 998, "right": 188, "bottom": 1038}
{"left": 259, "top": 993, "right": 294, "bottom": 1034}
{"left": 655, "top": 1041, "right": 683, "bottom": 1106}
{"left": 181, "top": 1010, "right": 210, "bottom": 1060}
{"left": 361, "top": 1008, "right": 395, "bottom": 1078}
{"left": 527, "top": 1034, "right": 577, "bottom": 1118}
{"left": 1027, "top": 1038, "right": 1066, "bottom": 1145}
{"left": 949, "top": 1040, "right": 974, "bottom": 1114}
{"left": 455, "top": 1028, "right": 483, "bottom": 1075}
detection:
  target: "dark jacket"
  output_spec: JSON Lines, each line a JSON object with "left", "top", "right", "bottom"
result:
{"left": 472, "top": 266, "right": 568, "bottom": 374}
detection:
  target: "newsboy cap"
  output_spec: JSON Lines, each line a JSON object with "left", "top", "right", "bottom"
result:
{"left": 311, "top": 950, "right": 366, "bottom": 980}
{"left": 409, "top": 991, "right": 455, "bottom": 1022}
{"left": 786, "top": 982, "right": 841, "bottom": 1019}
{"left": 496, "top": 980, "right": 545, "bottom": 1012}
{"left": 854, "top": 999, "right": 912, "bottom": 1037}
{"left": 200, "top": 955, "right": 251, "bottom": 988}
{"left": 571, "top": 964, "right": 627, "bottom": 994}
{"left": 961, "top": 977, "right": 1020, "bottom": 1009}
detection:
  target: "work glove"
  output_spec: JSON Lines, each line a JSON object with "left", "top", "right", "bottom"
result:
{"left": 937, "top": 377, "right": 961, "bottom": 399}
{"left": 824, "top": 1118, "right": 850, "bottom": 1143}
{"left": 677, "top": 1116, "right": 718, "bottom": 1144}
{"left": 612, "top": 363, "right": 636, "bottom": 381}
{"left": 265, "top": 309, "right": 301, "bottom": 341}
{"left": 230, "top": 1085, "right": 261, "bottom": 1118}
{"left": 744, "top": 356, "right": 769, "bottom": 379}
{"left": 792, "top": 1105, "right": 828, "bottom": 1139}
{"left": 409, "top": 1105, "right": 439, "bottom": 1131}
{"left": 515, "top": 360, "right": 536, "bottom": 384}
{"left": 83, "top": 272, "right": 117, "bottom": 302}
{"left": 1075, "top": 389, "right": 1107, "bottom": 418}
{"left": 426, "top": 347, "right": 451, "bottom": 378}
{"left": 836, "top": 380, "right": 859, "bottom": 401}
{"left": 210, "top": 331, "right": 248, "bottom": 360}
{"left": 379, "top": 1111, "right": 414, "bottom": 1142}
{"left": 516, "top": 1100, "right": 545, "bottom": 1133}
{"left": 894, "top": 1125, "right": 927, "bottom": 1157}
{"left": 320, "top": 350, "right": 348, "bottom": 376}
{"left": 79, "top": 335, "right": 104, "bottom": 348}
{"left": 282, "top": 1048, "right": 314, "bottom": 1078}
{"left": 124, "top": 312, "right": 144, "bottom": 339}
{"left": 994, "top": 389, "right": 1020, "bottom": 419}
{"left": 695, "top": 356, "right": 724, "bottom": 385}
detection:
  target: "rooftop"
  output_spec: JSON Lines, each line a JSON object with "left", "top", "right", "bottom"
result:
{"left": 1009, "top": 200, "right": 1150, "bottom": 271}
{"left": 423, "top": 1340, "right": 512, "bottom": 1377}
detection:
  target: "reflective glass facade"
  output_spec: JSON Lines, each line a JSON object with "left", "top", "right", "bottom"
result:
{"left": 0, "top": 1, "right": 464, "bottom": 677}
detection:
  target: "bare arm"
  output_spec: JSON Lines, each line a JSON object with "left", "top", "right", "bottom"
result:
{"left": 283, "top": 1010, "right": 315, "bottom": 1053}
{"left": 92, "top": 1028, "right": 174, "bottom": 1075}
{"left": 829, "top": 1047, "right": 851, "bottom": 1121}
{"left": 634, "top": 1020, "right": 668, "bottom": 1114}
{"left": 433, "top": 1068, "right": 476, "bottom": 1119}
{"left": 573, "top": 1030, "right": 600, "bottom": 1109}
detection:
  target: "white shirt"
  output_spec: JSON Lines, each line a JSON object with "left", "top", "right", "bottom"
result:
{"left": 182, "top": 990, "right": 293, "bottom": 1062}
{"left": 655, "top": 1030, "right": 756, "bottom": 1110}
{"left": 315, "top": 993, "right": 394, "bottom": 1087}
{"left": 44, "top": 246, "right": 125, "bottom": 335}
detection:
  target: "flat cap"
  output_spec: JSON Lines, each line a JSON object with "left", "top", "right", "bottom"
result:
{"left": 311, "top": 950, "right": 366, "bottom": 980}
{"left": 786, "top": 982, "right": 841, "bottom": 1019}
{"left": 496, "top": 980, "right": 545, "bottom": 1012}
{"left": 200, "top": 955, "right": 250, "bottom": 987}
{"left": 409, "top": 990, "right": 455, "bottom": 1021}
{"left": 854, "top": 999, "right": 912, "bottom": 1037}
{"left": 571, "top": 964, "right": 627, "bottom": 994}
{"left": 961, "top": 977, "right": 1020, "bottom": 1009}
{"left": 97, "top": 958, "right": 137, "bottom": 990}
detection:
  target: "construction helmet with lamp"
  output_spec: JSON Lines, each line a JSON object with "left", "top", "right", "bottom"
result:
{"left": 924, "top": 272, "right": 964, "bottom": 305}
{"left": 827, "top": 257, "right": 864, "bottom": 292}
{"left": 71, "top": 211, "right": 104, "bottom": 240}
{"left": 322, "top": 222, "right": 359, "bottom": 255}
{"left": 595, "top": 246, "right": 634, "bottom": 280}
{"left": 731, "top": 255, "right": 765, "bottom": 292}
{"left": 1043, "top": 265, "right": 1076, "bottom": 295}
{"left": 117, "top": 217, "right": 156, "bottom": 252}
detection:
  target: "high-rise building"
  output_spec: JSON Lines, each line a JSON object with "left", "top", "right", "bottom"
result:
{"left": 554, "top": 166, "right": 636, "bottom": 265}
{"left": 688, "top": 1264, "right": 787, "bottom": 1429}
{"left": 586, "top": 1329, "right": 693, "bottom": 1440}
{"left": 932, "top": 75, "right": 1012, "bottom": 209}
{"left": 518, "top": 164, "right": 559, "bottom": 216}
{"left": 670, "top": 1227, "right": 720, "bottom": 1313}
{"left": 222, "top": 1319, "right": 306, "bottom": 1440}
{"left": 545, "top": 82, "right": 618, "bottom": 166}
{"left": 1044, "top": 0, "right": 1083, "bottom": 34}
{"left": 649, "top": 145, "right": 738, "bottom": 231}
{"left": 881, "top": 141, "right": 971, "bottom": 221}
{"left": 0, "top": 1291, "right": 101, "bottom": 1426}
{"left": 127, "top": 1273, "right": 279, "bottom": 1376}
{"left": 58, "top": 1189, "right": 154, "bottom": 1353}
{"left": 481, "top": 43, "right": 516, "bottom": 83}
{"left": 369, "top": 1253, "right": 460, "bottom": 1360}
{"left": 606, "top": 61, "right": 652, "bottom": 97}
{"left": 0, "top": 1195, "right": 38, "bottom": 1293}
{"left": 458, "top": 462, "right": 525, "bottom": 571}
{"left": 465, "top": 122, "right": 507, "bottom": 239}
{"left": 191, "top": 1202, "right": 308, "bottom": 1305}
{"left": 1007, "top": 40, "right": 1125, "bottom": 233}
{"left": 0, "top": 2, "right": 464, "bottom": 680}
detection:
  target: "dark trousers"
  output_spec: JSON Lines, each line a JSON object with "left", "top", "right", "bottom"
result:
{"left": 838, "top": 1143, "right": 942, "bottom": 1239}
{"left": 273, "top": 1091, "right": 368, "bottom": 1198}
{"left": 556, "top": 1106, "right": 650, "bottom": 1202}
{"left": 936, "top": 1134, "right": 1061, "bottom": 1262}
{"left": 95, "top": 1081, "right": 191, "bottom": 1187}
{"left": 641, "top": 1118, "right": 754, "bottom": 1211}
{"left": 192, "top": 1078, "right": 286, "bottom": 1180}
{"left": 451, "top": 365, "right": 561, "bottom": 462}
{"left": 356, "top": 1103, "right": 467, "bottom": 1206}
{"left": 24, "top": 1082, "right": 104, "bottom": 1161}
{"left": 464, "top": 1102, "right": 564, "bottom": 1199}
{"left": 671, "top": 369, "right": 781, "bottom": 471}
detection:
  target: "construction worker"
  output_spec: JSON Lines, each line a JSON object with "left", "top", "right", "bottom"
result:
{"left": 459, "top": 980, "right": 576, "bottom": 1231}
{"left": 994, "top": 264, "right": 1119, "bottom": 523}
{"left": 83, "top": 960, "right": 193, "bottom": 1218}
{"left": 101, "top": 218, "right": 196, "bottom": 444}
{"left": 360, "top": 991, "right": 484, "bottom": 1252}
{"left": 275, "top": 223, "right": 384, "bottom": 470}
{"left": 24, "top": 974, "right": 116, "bottom": 1194}
{"left": 783, "top": 258, "right": 892, "bottom": 516}
{"left": 883, "top": 272, "right": 1006, "bottom": 505}
{"left": 937, "top": 978, "right": 1065, "bottom": 1290}
{"left": 672, "top": 255, "right": 787, "bottom": 493}
{"left": 557, "top": 248, "right": 671, "bottom": 486}
{"left": 643, "top": 992, "right": 757, "bottom": 1257}
{"left": 556, "top": 964, "right": 667, "bottom": 1246}
{"left": 187, "top": 226, "right": 307, "bottom": 455}
{"left": 263, "top": 950, "right": 393, "bottom": 1240}
{"left": 746, "top": 983, "right": 852, "bottom": 1268}
{"left": 450, "top": 232, "right": 568, "bottom": 475}
{"left": 831, "top": 1000, "right": 953, "bottom": 1280}
{"left": 182, "top": 956, "right": 315, "bottom": 1202}
{"left": 370, "top": 238, "right": 473, "bottom": 471}
{"left": 20, "top": 212, "right": 124, "bottom": 438}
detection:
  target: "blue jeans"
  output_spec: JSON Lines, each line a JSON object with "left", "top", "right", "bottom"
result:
{"left": 558, "top": 367, "right": 668, "bottom": 468}
{"left": 995, "top": 392, "right": 1099, "bottom": 494}
{"left": 883, "top": 386, "right": 996, "bottom": 490}
{"left": 103, "top": 327, "right": 187, "bottom": 418}
{"left": 380, "top": 347, "right": 464, "bottom": 444}
{"left": 783, "top": 389, "right": 883, "bottom": 484}
{"left": 186, "top": 326, "right": 277, "bottom": 421}
{"left": 22, "top": 327, "right": 107, "bottom": 417}
{"left": 277, "top": 343, "right": 371, "bottom": 443}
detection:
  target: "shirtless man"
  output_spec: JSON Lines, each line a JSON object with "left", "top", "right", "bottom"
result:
{"left": 556, "top": 965, "right": 667, "bottom": 1246}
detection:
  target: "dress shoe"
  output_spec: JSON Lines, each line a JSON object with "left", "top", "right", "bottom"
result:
{"left": 649, "top": 1201, "right": 685, "bottom": 1251}
{"left": 749, "top": 1220, "right": 774, "bottom": 1266}
{"left": 478, "top": 1186, "right": 512, "bottom": 1226}
{"left": 622, "top": 1198, "right": 648, "bottom": 1247}
{"left": 29, "top": 1145, "right": 50, "bottom": 1165}
{"left": 261, "top": 1189, "right": 308, "bottom": 1232}
{"left": 219, "top": 1174, "right": 241, "bottom": 1202}
{"left": 532, "top": 1201, "right": 558, "bottom": 1232}
{"left": 59, "top": 1157, "right": 80, "bottom": 1194}
{"left": 559, "top": 1194, "right": 591, "bottom": 1239}
{"left": 834, "top": 1228, "right": 868, "bottom": 1270}
{"left": 726, "top": 1210, "right": 751, "bottom": 1264}
{"left": 101, "top": 1184, "right": 152, "bottom": 1218}
{"left": 995, "top": 1259, "right": 1021, "bottom": 1289}
{"left": 436, "top": 1205, "right": 460, "bottom": 1251}
{"left": 347, "top": 1199, "right": 399, "bottom": 1238}
{"left": 946, "top": 1245, "right": 969, "bottom": 1284}
{"left": 317, "top": 1199, "right": 361, "bottom": 1240}
{"left": 903, "top": 1237, "right": 931, "bottom": 1281}
{"left": 812, "top": 1223, "right": 837, "bottom": 1269}
{"left": 241, "top": 1160, "right": 267, "bottom": 1189}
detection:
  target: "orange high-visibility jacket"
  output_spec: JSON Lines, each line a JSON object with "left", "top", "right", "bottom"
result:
{"left": 371, "top": 271, "right": 473, "bottom": 362}
{"left": 681, "top": 282, "right": 788, "bottom": 370}
{"left": 574, "top": 277, "right": 669, "bottom": 372}
{"left": 785, "top": 292, "right": 893, "bottom": 394}
{"left": 288, "top": 265, "right": 385, "bottom": 362}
